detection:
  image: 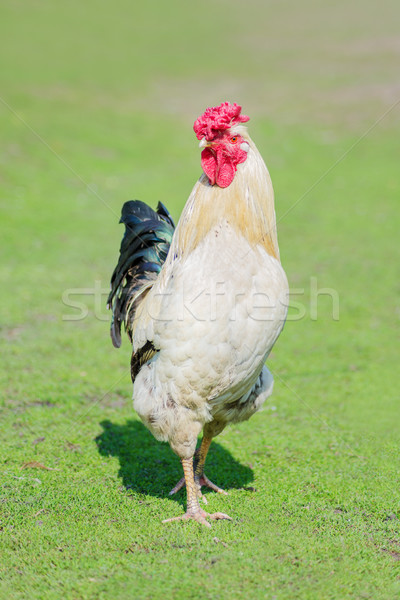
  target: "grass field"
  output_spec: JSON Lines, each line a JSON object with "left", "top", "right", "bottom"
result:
{"left": 1, "top": 1, "right": 400, "bottom": 598}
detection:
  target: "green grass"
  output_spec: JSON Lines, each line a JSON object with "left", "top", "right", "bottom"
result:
{"left": 1, "top": 1, "right": 400, "bottom": 598}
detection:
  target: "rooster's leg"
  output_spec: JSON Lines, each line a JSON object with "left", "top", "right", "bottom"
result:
{"left": 193, "top": 436, "right": 228, "bottom": 503}
{"left": 163, "top": 457, "right": 231, "bottom": 527}
{"left": 169, "top": 436, "right": 228, "bottom": 503}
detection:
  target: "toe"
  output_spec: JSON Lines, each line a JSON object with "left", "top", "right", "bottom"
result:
{"left": 198, "top": 474, "right": 228, "bottom": 495}
{"left": 208, "top": 512, "right": 232, "bottom": 521}
{"left": 162, "top": 514, "right": 190, "bottom": 523}
{"left": 168, "top": 477, "right": 186, "bottom": 495}
{"left": 193, "top": 513, "right": 212, "bottom": 528}
{"left": 163, "top": 509, "right": 232, "bottom": 526}
{"left": 199, "top": 493, "right": 208, "bottom": 505}
{"left": 162, "top": 509, "right": 211, "bottom": 527}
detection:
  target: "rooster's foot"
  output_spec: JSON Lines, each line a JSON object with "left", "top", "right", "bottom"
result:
{"left": 197, "top": 474, "right": 228, "bottom": 495}
{"left": 169, "top": 474, "right": 228, "bottom": 504}
{"left": 162, "top": 508, "right": 232, "bottom": 528}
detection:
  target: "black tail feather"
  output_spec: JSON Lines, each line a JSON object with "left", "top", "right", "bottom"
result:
{"left": 108, "top": 200, "right": 175, "bottom": 348}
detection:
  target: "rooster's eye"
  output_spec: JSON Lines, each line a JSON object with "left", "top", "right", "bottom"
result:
{"left": 230, "top": 136, "right": 238, "bottom": 144}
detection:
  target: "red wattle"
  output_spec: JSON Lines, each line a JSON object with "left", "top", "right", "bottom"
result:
{"left": 201, "top": 148, "right": 217, "bottom": 186}
{"left": 201, "top": 143, "right": 247, "bottom": 188}
{"left": 215, "top": 155, "right": 236, "bottom": 188}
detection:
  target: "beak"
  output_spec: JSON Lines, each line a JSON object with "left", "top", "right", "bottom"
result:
{"left": 199, "top": 137, "right": 212, "bottom": 149}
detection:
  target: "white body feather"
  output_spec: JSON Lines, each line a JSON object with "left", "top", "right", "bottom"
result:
{"left": 132, "top": 129, "right": 289, "bottom": 458}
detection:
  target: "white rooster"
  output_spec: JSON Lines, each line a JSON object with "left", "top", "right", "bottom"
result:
{"left": 108, "top": 102, "right": 289, "bottom": 526}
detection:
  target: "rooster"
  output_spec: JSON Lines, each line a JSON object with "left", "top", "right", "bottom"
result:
{"left": 108, "top": 102, "right": 289, "bottom": 526}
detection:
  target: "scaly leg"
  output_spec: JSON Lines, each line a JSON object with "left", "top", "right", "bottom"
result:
{"left": 194, "top": 436, "right": 228, "bottom": 503}
{"left": 169, "top": 436, "right": 228, "bottom": 503}
{"left": 163, "top": 457, "right": 231, "bottom": 527}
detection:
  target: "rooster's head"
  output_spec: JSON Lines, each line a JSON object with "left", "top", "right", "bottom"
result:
{"left": 193, "top": 102, "right": 250, "bottom": 189}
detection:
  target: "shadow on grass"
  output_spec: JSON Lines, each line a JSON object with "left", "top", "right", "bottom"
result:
{"left": 95, "top": 419, "right": 253, "bottom": 504}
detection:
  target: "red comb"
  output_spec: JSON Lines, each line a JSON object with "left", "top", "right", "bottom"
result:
{"left": 193, "top": 102, "right": 250, "bottom": 141}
